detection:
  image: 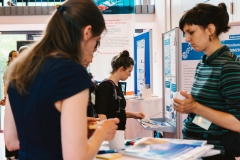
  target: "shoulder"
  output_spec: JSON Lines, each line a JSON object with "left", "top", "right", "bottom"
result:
{"left": 97, "top": 81, "right": 115, "bottom": 92}
{"left": 42, "top": 57, "right": 86, "bottom": 77}
{"left": 221, "top": 51, "right": 240, "bottom": 69}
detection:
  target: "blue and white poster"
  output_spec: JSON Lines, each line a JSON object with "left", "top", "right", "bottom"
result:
{"left": 163, "top": 29, "right": 178, "bottom": 124}
{"left": 181, "top": 42, "right": 204, "bottom": 92}
{"left": 134, "top": 31, "right": 151, "bottom": 94}
{"left": 221, "top": 39, "right": 240, "bottom": 57}
{"left": 93, "top": 0, "right": 135, "bottom": 14}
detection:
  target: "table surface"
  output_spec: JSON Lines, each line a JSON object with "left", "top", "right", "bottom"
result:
{"left": 125, "top": 97, "right": 163, "bottom": 139}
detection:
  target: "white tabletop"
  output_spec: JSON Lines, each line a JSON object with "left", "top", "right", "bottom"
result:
{"left": 125, "top": 97, "right": 163, "bottom": 139}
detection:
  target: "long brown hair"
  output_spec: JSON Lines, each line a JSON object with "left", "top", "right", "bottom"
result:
{"left": 6, "top": 0, "right": 106, "bottom": 95}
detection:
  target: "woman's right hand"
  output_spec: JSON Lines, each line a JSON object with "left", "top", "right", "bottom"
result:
{"left": 96, "top": 118, "right": 119, "bottom": 141}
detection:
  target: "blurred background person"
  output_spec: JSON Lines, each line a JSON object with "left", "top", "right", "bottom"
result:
{"left": 95, "top": 50, "right": 145, "bottom": 130}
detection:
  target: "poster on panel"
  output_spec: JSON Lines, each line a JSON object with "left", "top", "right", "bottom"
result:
{"left": 134, "top": 31, "right": 151, "bottom": 94}
{"left": 90, "top": 14, "right": 135, "bottom": 92}
{"left": 163, "top": 29, "right": 178, "bottom": 126}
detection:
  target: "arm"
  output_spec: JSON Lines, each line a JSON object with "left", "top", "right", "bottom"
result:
{"left": 174, "top": 92, "right": 240, "bottom": 133}
{"left": 4, "top": 84, "right": 8, "bottom": 97}
{"left": 4, "top": 95, "right": 20, "bottom": 151}
{"left": 126, "top": 111, "right": 145, "bottom": 119}
{"left": 61, "top": 89, "right": 118, "bottom": 160}
{"left": 98, "top": 114, "right": 107, "bottom": 121}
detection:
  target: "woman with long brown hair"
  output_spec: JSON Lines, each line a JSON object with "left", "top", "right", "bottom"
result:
{"left": 4, "top": 0, "right": 119, "bottom": 160}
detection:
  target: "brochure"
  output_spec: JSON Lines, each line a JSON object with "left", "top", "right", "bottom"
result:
{"left": 121, "top": 137, "right": 214, "bottom": 160}
{"left": 140, "top": 117, "right": 172, "bottom": 128}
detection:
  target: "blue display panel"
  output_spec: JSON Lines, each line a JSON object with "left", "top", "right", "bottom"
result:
{"left": 134, "top": 31, "right": 151, "bottom": 94}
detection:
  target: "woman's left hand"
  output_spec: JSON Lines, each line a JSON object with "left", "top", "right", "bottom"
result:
{"left": 173, "top": 91, "right": 198, "bottom": 114}
{"left": 0, "top": 98, "right": 6, "bottom": 106}
{"left": 133, "top": 112, "right": 145, "bottom": 119}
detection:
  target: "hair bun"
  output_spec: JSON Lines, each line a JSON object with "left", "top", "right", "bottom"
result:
{"left": 218, "top": 3, "right": 229, "bottom": 29}
{"left": 218, "top": 3, "right": 227, "bottom": 11}
{"left": 120, "top": 50, "right": 130, "bottom": 57}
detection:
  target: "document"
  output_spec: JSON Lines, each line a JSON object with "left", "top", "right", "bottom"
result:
{"left": 121, "top": 137, "right": 214, "bottom": 160}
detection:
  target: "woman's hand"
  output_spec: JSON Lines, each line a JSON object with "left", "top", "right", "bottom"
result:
{"left": 132, "top": 112, "right": 145, "bottom": 119}
{"left": 173, "top": 91, "right": 198, "bottom": 114}
{"left": 87, "top": 117, "right": 99, "bottom": 123}
{"left": 95, "top": 118, "right": 119, "bottom": 141}
{"left": 87, "top": 117, "right": 100, "bottom": 138}
{"left": 0, "top": 97, "right": 6, "bottom": 106}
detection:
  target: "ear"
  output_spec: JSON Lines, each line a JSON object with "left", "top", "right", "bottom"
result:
{"left": 82, "top": 25, "right": 92, "bottom": 41}
{"left": 207, "top": 24, "right": 216, "bottom": 35}
{"left": 119, "top": 66, "right": 124, "bottom": 72}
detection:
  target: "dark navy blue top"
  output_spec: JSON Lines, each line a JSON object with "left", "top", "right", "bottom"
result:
{"left": 8, "top": 56, "right": 93, "bottom": 160}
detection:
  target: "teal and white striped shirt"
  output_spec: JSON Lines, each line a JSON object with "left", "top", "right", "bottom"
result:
{"left": 184, "top": 45, "right": 240, "bottom": 153}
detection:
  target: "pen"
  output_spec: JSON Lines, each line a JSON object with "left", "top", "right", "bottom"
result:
{"left": 125, "top": 138, "right": 141, "bottom": 146}
{"left": 97, "top": 149, "right": 124, "bottom": 154}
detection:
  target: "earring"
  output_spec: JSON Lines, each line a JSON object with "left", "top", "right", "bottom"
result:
{"left": 209, "top": 34, "right": 213, "bottom": 42}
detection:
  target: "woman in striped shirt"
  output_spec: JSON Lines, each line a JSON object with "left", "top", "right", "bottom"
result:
{"left": 174, "top": 3, "right": 240, "bottom": 160}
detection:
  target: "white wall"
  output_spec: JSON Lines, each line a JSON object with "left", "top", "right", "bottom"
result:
{"left": 0, "top": 15, "right": 49, "bottom": 31}
{"left": 150, "top": 0, "right": 167, "bottom": 97}
{"left": 0, "top": 12, "right": 166, "bottom": 96}
{"left": 170, "top": 0, "right": 239, "bottom": 30}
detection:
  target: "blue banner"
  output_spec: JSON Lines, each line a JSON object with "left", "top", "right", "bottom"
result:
{"left": 94, "top": 0, "right": 135, "bottom": 14}
{"left": 221, "top": 40, "right": 240, "bottom": 57}
{"left": 229, "top": 34, "right": 240, "bottom": 39}
{"left": 181, "top": 43, "right": 204, "bottom": 61}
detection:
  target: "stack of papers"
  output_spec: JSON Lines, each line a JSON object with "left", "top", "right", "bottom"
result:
{"left": 121, "top": 137, "right": 217, "bottom": 160}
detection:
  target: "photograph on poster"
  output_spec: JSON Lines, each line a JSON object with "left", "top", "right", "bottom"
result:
{"left": 93, "top": 0, "right": 135, "bottom": 14}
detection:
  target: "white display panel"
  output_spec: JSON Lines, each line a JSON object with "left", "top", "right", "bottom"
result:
{"left": 163, "top": 29, "right": 177, "bottom": 125}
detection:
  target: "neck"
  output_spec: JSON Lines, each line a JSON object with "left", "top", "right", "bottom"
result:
{"left": 204, "top": 38, "right": 222, "bottom": 56}
{"left": 108, "top": 74, "right": 119, "bottom": 86}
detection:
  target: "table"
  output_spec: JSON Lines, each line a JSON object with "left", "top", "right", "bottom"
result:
{"left": 125, "top": 97, "right": 163, "bottom": 139}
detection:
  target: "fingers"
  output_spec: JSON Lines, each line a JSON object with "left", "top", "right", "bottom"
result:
{"left": 87, "top": 117, "right": 100, "bottom": 122}
{"left": 140, "top": 113, "right": 145, "bottom": 118}
{"left": 112, "top": 118, "right": 120, "bottom": 124}
{"left": 180, "top": 91, "right": 191, "bottom": 98}
{"left": 100, "top": 119, "right": 119, "bottom": 141}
